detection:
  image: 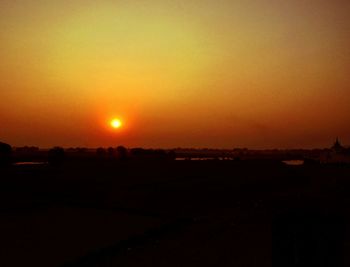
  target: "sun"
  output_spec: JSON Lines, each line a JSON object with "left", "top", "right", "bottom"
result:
{"left": 110, "top": 118, "right": 122, "bottom": 129}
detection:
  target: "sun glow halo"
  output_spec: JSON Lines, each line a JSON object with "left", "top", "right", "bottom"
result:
{"left": 110, "top": 118, "right": 122, "bottom": 129}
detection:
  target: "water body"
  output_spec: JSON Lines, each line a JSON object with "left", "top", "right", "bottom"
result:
{"left": 176, "top": 157, "right": 233, "bottom": 161}
{"left": 14, "top": 162, "right": 47, "bottom": 166}
{"left": 282, "top": 160, "right": 304, "bottom": 166}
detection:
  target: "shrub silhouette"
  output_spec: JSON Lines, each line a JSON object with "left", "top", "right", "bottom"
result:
{"left": 130, "top": 148, "right": 169, "bottom": 160}
{"left": 48, "top": 147, "right": 65, "bottom": 166}
{"left": 116, "top": 146, "right": 128, "bottom": 160}
{"left": 15, "top": 146, "right": 39, "bottom": 153}
{"left": 154, "top": 149, "right": 166, "bottom": 158}
{"left": 107, "top": 147, "right": 115, "bottom": 157}
{"left": 167, "top": 150, "right": 176, "bottom": 160}
{"left": 130, "top": 148, "right": 146, "bottom": 157}
{"left": 0, "top": 142, "right": 12, "bottom": 166}
{"left": 96, "top": 147, "right": 106, "bottom": 157}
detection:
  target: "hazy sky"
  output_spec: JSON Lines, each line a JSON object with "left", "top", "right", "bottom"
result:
{"left": 1, "top": 0, "right": 349, "bottom": 148}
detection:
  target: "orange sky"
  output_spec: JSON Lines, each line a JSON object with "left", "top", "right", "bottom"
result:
{"left": 1, "top": 0, "right": 350, "bottom": 148}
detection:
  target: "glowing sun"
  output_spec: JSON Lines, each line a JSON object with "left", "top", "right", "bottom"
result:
{"left": 110, "top": 118, "right": 122, "bottom": 129}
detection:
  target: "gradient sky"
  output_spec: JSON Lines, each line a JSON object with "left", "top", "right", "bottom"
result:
{"left": 1, "top": 0, "right": 350, "bottom": 148}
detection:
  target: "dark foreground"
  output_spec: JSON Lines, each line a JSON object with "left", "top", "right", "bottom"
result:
{"left": 1, "top": 160, "right": 350, "bottom": 266}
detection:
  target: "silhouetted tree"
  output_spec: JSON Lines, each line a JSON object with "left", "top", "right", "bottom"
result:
{"left": 116, "top": 146, "right": 128, "bottom": 160}
{"left": 16, "top": 146, "right": 39, "bottom": 153}
{"left": 48, "top": 147, "right": 65, "bottom": 166}
{"left": 129, "top": 148, "right": 171, "bottom": 160}
{"left": 76, "top": 147, "right": 87, "bottom": 153}
{"left": 107, "top": 147, "right": 115, "bottom": 157}
{"left": 130, "top": 148, "right": 146, "bottom": 157}
{"left": 0, "top": 142, "right": 12, "bottom": 166}
{"left": 154, "top": 149, "right": 167, "bottom": 159}
{"left": 167, "top": 150, "right": 176, "bottom": 160}
{"left": 96, "top": 147, "right": 106, "bottom": 157}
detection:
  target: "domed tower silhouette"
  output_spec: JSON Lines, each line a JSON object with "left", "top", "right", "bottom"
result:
{"left": 331, "top": 137, "right": 344, "bottom": 153}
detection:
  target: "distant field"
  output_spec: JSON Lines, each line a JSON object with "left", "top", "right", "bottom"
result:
{"left": 1, "top": 160, "right": 350, "bottom": 266}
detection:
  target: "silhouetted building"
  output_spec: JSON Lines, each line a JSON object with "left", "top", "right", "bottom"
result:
{"left": 48, "top": 147, "right": 65, "bottom": 166}
{"left": 331, "top": 137, "right": 345, "bottom": 153}
{"left": 320, "top": 138, "right": 350, "bottom": 164}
